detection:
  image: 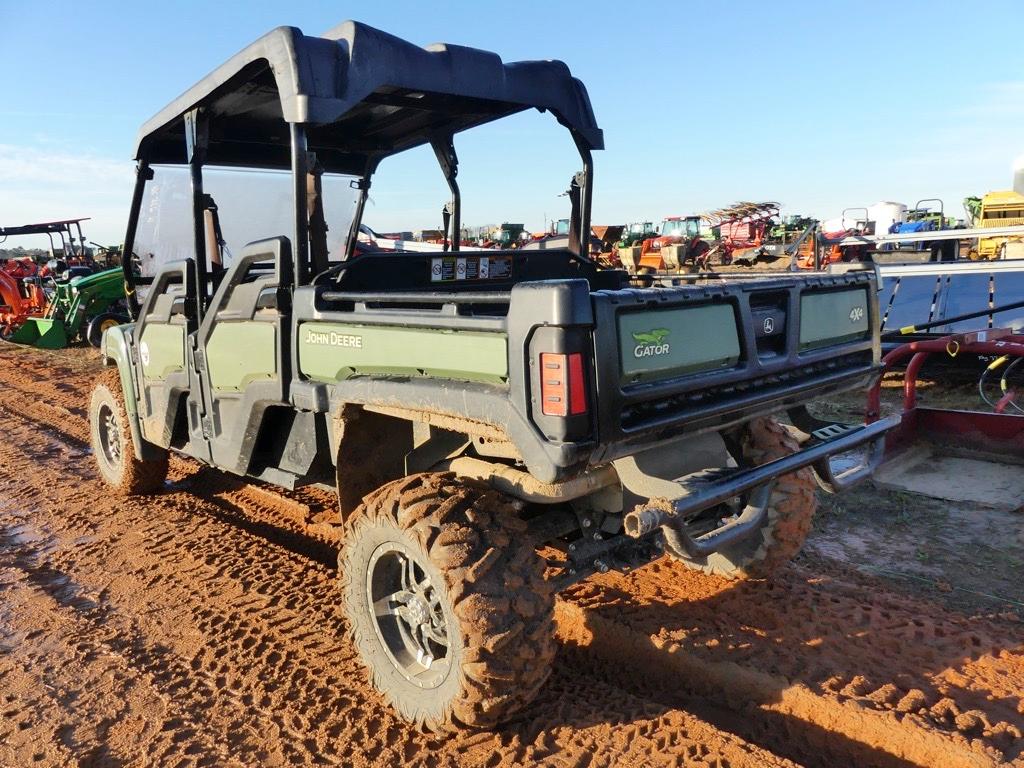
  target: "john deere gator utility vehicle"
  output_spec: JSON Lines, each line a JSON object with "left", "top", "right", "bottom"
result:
{"left": 89, "top": 21, "right": 894, "bottom": 731}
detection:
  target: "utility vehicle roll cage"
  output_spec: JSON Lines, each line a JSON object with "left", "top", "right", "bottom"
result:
{"left": 121, "top": 21, "right": 604, "bottom": 319}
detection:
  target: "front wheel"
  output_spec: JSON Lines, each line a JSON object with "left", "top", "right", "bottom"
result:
{"left": 339, "top": 473, "right": 556, "bottom": 731}
{"left": 666, "top": 417, "right": 817, "bottom": 580}
{"left": 89, "top": 369, "right": 168, "bottom": 495}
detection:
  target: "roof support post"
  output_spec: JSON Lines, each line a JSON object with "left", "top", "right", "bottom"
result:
{"left": 73, "top": 220, "right": 85, "bottom": 260}
{"left": 577, "top": 149, "right": 593, "bottom": 260}
{"left": 122, "top": 160, "right": 153, "bottom": 319}
{"left": 431, "top": 135, "right": 460, "bottom": 253}
{"left": 185, "top": 108, "right": 209, "bottom": 316}
{"left": 568, "top": 132, "right": 594, "bottom": 261}
{"left": 344, "top": 177, "right": 371, "bottom": 261}
{"left": 290, "top": 123, "right": 309, "bottom": 286}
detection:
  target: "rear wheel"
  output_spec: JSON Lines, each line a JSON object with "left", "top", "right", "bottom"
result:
{"left": 339, "top": 473, "right": 556, "bottom": 731}
{"left": 666, "top": 417, "right": 817, "bottom": 580}
{"left": 89, "top": 369, "right": 168, "bottom": 495}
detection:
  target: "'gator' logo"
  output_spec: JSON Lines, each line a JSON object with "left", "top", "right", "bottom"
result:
{"left": 632, "top": 328, "right": 671, "bottom": 358}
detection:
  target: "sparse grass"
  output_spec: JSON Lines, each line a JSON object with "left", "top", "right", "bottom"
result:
{"left": 805, "top": 466, "right": 1023, "bottom": 614}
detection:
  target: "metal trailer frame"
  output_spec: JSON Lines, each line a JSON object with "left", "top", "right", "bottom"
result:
{"left": 831, "top": 224, "right": 1024, "bottom": 251}
{"left": 866, "top": 330, "right": 1024, "bottom": 480}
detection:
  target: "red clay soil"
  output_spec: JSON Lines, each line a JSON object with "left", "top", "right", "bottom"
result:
{"left": 0, "top": 342, "right": 1021, "bottom": 767}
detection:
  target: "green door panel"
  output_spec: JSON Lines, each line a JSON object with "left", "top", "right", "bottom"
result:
{"left": 298, "top": 322, "right": 508, "bottom": 384}
{"left": 207, "top": 322, "right": 278, "bottom": 392}
{"left": 140, "top": 323, "right": 186, "bottom": 381}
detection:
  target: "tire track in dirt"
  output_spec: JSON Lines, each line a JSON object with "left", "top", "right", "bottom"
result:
{"left": 1, "top": 341, "right": 1021, "bottom": 767}
{"left": 560, "top": 561, "right": 1024, "bottom": 767}
{"left": 0, "top": 343, "right": 796, "bottom": 768}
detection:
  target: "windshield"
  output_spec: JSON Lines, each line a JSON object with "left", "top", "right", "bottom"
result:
{"left": 203, "top": 167, "right": 360, "bottom": 264}
{"left": 133, "top": 165, "right": 361, "bottom": 280}
{"left": 133, "top": 165, "right": 194, "bottom": 279}
{"left": 362, "top": 110, "right": 580, "bottom": 251}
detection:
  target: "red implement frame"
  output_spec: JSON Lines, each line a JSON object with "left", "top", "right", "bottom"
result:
{"left": 867, "top": 329, "right": 1024, "bottom": 460}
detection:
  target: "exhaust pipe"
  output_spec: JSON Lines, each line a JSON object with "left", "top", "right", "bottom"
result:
{"left": 622, "top": 416, "right": 899, "bottom": 558}
{"left": 623, "top": 502, "right": 672, "bottom": 538}
{"left": 624, "top": 483, "right": 775, "bottom": 558}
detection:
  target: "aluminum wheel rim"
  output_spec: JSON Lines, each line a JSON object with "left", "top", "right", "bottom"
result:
{"left": 97, "top": 402, "right": 122, "bottom": 470}
{"left": 366, "top": 541, "right": 451, "bottom": 689}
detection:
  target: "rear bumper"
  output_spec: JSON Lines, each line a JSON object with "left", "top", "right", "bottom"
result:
{"left": 589, "top": 360, "right": 882, "bottom": 465}
{"left": 624, "top": 414, "right": 898, "bottom": 557}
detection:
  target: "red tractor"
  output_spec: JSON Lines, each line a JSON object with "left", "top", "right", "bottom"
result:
{"left": 0, "top": 262, "right": 46, "bottom": 337}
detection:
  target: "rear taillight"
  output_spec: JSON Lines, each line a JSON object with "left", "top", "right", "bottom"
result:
{"left": 540, "top": 352, "right": 588, "bottom": 416}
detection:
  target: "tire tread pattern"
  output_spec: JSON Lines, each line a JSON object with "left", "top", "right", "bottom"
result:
{"left": 339, "top": 472, "right": 556, "bottom": 732}
{"left": 90, "top": 368, "right": 168, "bottom": 495}
{"left": 682, "top": 417, "right": 817, "bottom": 580}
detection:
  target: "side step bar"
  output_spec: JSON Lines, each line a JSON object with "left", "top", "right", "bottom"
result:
{"left": 623, "top": 414, "right": 899, "bottom": 558}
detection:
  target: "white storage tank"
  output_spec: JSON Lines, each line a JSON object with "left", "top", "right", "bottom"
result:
{"left": 821, "top": 216, "right": 849, "bottom": 235}
{"left": 1013, "top": 155, "right": 1024, "bottom": 196}
{"left": 866, "top": 201, "right": 907, "bottom": 236}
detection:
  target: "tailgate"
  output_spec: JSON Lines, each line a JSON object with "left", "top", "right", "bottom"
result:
{"left": 589, "top": 274, "right": 878, "bottom": 459}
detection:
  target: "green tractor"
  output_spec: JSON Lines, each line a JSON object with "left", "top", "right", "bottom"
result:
{"left": 10, "top": 267, "right": 127, "bottom": 348}
{"left": 768, "top": 214, "right": 817, "bottom": 243}
{"left": 492, "top": 222, "right": 525, "bottom": 247}
{"left": 618, "top": 221, "right": 657, "bottom": 247}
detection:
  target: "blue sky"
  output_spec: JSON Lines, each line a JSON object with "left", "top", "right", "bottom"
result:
{"left": 2, "top": 0, "right": 1023, "bottom": 245}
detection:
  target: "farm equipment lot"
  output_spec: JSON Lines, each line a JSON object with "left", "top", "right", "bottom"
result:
{"left": 0, "top": 343, "right": 1021, "bottom": 768}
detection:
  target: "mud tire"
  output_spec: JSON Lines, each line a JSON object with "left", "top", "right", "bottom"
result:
{"left": 89, "top": 368, "right": 168, "bottom": 495}
{"left": 339, "top": 473, "right": 556, "bottom": 732}
{"left": 667, "top": 417, "right": 816, "bottom": 580}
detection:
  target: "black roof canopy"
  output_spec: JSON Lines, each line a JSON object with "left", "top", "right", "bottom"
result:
{"left": 0, "top": 218, "right": 90, "bottom": 237}
{"left": 136, "top": 21, "right": 603, "bottom": 174}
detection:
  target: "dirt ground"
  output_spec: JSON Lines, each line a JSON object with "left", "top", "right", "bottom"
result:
{"left": 0, "top": 343, "right": 1021, "bottom": 767}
